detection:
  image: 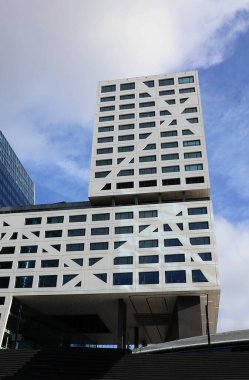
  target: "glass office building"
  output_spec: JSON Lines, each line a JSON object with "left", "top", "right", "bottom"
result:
{"left": 0, "top": 131, "right": 34, "bottom": 207}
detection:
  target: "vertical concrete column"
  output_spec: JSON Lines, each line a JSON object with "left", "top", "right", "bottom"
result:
{"left": 177, "top": 296, "right": 202, "bottom": 339}
{"left": 117, "top": 299, "right": 127, "bottom": 349}
{"left": 134, "top": 326, "right": 139, "bottom": 349}
{"left": 0, "top": 295, "right": 12, "bottom": 348}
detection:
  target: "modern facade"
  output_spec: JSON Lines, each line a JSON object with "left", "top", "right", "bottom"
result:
{"left": 0, "top": 131, "right": 34, "bottom": 207}
{"left": 0, "top": 71, "right": 220, "bottom": 349}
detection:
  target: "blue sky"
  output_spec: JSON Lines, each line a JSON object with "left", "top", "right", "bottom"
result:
{"left": 1, "top": 0, "right": 249, "bottom": 332}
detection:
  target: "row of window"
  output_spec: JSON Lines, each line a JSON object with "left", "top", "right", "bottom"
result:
{"left": 98, "top": 127, "right": 197, "bottom": 138}
{"left": 101, "top": 76, "right": 195, "bottom": 93}
{"left": 99, "top": 113, "right": 198, "bottom": 123}
{"left": 96, "top": 139, "right": 201, "bottom": 149}
{"left": 100, "top": 102, "right": 197, "bottom": 112}
{"left": 97, "top": 133, "right": 199, "bottom": 145}
{"left": 100, "top": 87, "right": 195, "bottom": 102}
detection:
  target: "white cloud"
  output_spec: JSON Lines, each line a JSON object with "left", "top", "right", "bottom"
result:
{"left": 216, "top": 216, "right": 249, "bottom": 332}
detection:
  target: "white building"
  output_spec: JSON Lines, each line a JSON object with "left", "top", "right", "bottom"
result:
{"left": 0, "top": 71, "right": 220, "bottom": 349}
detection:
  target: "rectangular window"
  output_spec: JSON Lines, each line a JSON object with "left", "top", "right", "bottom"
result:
{"left": 101, "top": 84, "right": 116, "bottom": 93}
{"left": 118, "top": 145, "right": 134, "bottom": 153}
{"left": 119, "top": 113, "right": 135, "bottom": 120}
{"left": 100, "top": 105, "right": 115, "bottom": 112}
{"left": 66, "top": 243, "right": 84, "bottom": 251}
{"left": 189, "top": 221, "right": 209, "bottom": 230}
{"left": 99, "top": 116, "right": 114, "bottom": 122}
{"left": 119, "top": 103, "right": 135, "bottom": 110}
{"left": 188, "top": 207, "right": 207, "bottom": 215}
{"left": 96, "top": 159, "right": 112, "bottom": 166}
{"left": 38, "top": 275, "right": 57, "bottom": 287}
{"left": 68, "top": 229, "right": 85, "bottom": 237}
{"left": 115, "top": 212, "right": 133, "bottom": 220}
{"left": 159, "top": 89, "right": 175, "bottom": 96}
{"left": 118, "top": 134, "right": 134, "bottom": 141}
{"left": 98, "top": 126, "right": 114, "bottom": 133}
{"left": 183, "top": 140, "right": 201, "bottom": 147}
{"left": 161, "top": 142, "right": 178, "bottom": 149}
{"left": 47, "top": 216, "right": 64, "bottom": 224}
{"left": 139, "top": 155, "right": 156, "bottom": 163}
{"left": 0, "top": 247, "right": 15, "bottom": 254}
{"left": 69, "top": 215, "right": 87, "bottom": 223}
{"left": 20, "top": 245, "right": 38, "bottom": 253}
{"left": 114, "top": 256, "right": 133, "bottom": 265}
{"left": 92, "top": 213, "right": 110, "bottom": 221}
{"left": 97, "top": 136, "right": 113, "bottom": 143}
{"left": 117, "top": 169, "right": 134, "bottom": 176}
{"left": 120, "top": 82, "right": 135, "bottom": 91}
{"left": 25, "top": 217, "right": 42, "bottom": 225}
{"left": 139, "top": 240, "right": 158, "bottom": 248}
{"left": 139, "top": 180, "right": 157, "bottom": 187}
{"left": 161, "top": 131, "right": 177, "bottom": 137}
{"left": 139, "top": 210, "right": 158, "bottom": 218}
{"left": 116, "top": 182, "right": 134, "bottom": 189}
{"left": 179, "top": 87, "right": 195, "bottom": 94}
{"left": 45, "top": 230, "right": 62, "bottom": 238}
{"left": 118, "top": 123, "right": 134, "bottom": 131}
{"left": 164, "top": 239, "right": 182, "bottom": 247}
{"left": 184, "top": 151, "right": 202, "bottom": 159}
{"left": 95, "top": 171, "right": 111, "bottom": 178}
{"left": 139, "top": 101, "right": 155, "bottom": 108}
{"left": 139, "top": 121, "right": 156, "bottom": 128}
{"left": 186, "top": 176, "right": 204, "bottom": 184}
{"left": 18, "top": 260, "right": 35, "bottom": 269}
{"left": 159, "top": 78, "right": 174, "bottom": 86}
{"left": 165, "top": 254, "right": 185, "bottom": 263}
{"left": 185, "top": 164, "right": 203, "bottom": 171}
{"left": 90, "top": 242, "right": 109, "bottom": 250}
{"left": 139, "top": 167, "right": 157, "bottom": 175}
{"left": 178, "top": 76, "right": 194, "bottom": 84}
{"left": 120, "top": 94, "right": 135, "bottom": 100}
{"left": 190, "top": 237, "right": 210, "bottom": 245}
{"left": 97, "top": 148, "right": 113, "bottom": 154}
{"left": 162, "top": 165, "right": 180, "bottom": 173}
{"left": 0, "top": 261, "right": 12, "bottom": 269}
{"left": 41, "top": 259, "right": 59, "bottom": 268}
{"left": 139, "top": 255, "right": 158, "bottom": 264}
{"left": 139, "top": 111, "right": 155, "bottom": 118}
{"left": 91, "top": 227, "right": 109, "bottom": 235}
{"left": 100, "top": 96, "right": 115, "bottom": 102}
{"left": 161, "top": 153, "right": 179, "bottom": 161}
{"left": 113, "top": 273, "right": 133, "bottom": 285}
{"left": 0, "top": 277, "right": 10, "bottom": 288}
{"left": 139, "top": 271, "right": 159, "bottom": 284}
{"left": 162, "top": 178, "right": 180, "bottom": 186}
{"left": 115, "top": 226, "right": 133, "bottom": 234}
{"left": 165, "top": 271, "right": 186, "bottom": 283}
{"left": 15, "top": 276, "right": 33, "bottom": 288}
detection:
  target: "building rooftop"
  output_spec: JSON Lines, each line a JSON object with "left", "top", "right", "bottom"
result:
{"left": 0, "top": 200, "right": 92, "bottom": 214}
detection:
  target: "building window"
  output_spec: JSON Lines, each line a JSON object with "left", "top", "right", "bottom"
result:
{"left": 139, "top": 210, "right": 158, "bottom": 218}
{"left": 198, "top": 252, "right": 212, "bottom": 261}
{"left": 164, "top": 239, "right": 182, "bottom": 247}
{"left": 118, "top": 134, "right": 134, "bottom": 141}
{"left": 0, "top": 297, "right": 5, "bottom": 305}
{"left": 113, "top": 273, "right": 133, "bottom": 285}
{"left": 139, "top": 111, "right": 155, "bottom": 118}
{"left": 101, "top": 84, "right": 116, "bottom": 93}
{"left": 183, "top": 140, "right": 200, "bottom": 147}
{"left": 0, "top": 277, "right": 10, "bottom": 288}
{"left": 139, "top": 92, "right": 151, "bottom": 98}
{"left": 95, "top": 171, "right": 111, "bottom": 178}
{"left": 41, "top": 259, "right": 59, "bottom": 268}
{"left": 18, "top": 260, "right": 35, "bottom": 269}
{"left": 91, "top": 227, "right": 109, "bottom": 235}
{"left": 118, "top": 170, "right": 134, "bottom": 179}
{"left": 185, "top": 164, "right": 203, "bottom": 171}
{"left": 98, "top": 126, "right": 114, "bottom": 133}
{"left": 161, "top": 153, "right": 179, "bottom": 161}
{"left": 160, "top": 110, "right": 171, "bottom": 116}
{"left": 66, "top": 243, "right": 84, "bottom": 251}
{"left": 45, "top": 230, "right": 62, "bottom": 238}
{"left": 139, "top": 240, "right": 158, "bottom": 248}
{"left": 99, "top": 115, "right": 115, "bottom": 122}
{"left": 139, "top": 133, "right": 151, "bottom": 139}
{"left": 139, "top": 121, "right": 156, "bottom": 128}
{"left": 15, "top": 276, "right": 33, "bottom": 288}
{"left": 118, "top": 145, "right": 134, "bottom": 153}
{"left": 97, "top": 148, "right": 113, "bottom": 155}
{"left": 182, "top": 107, "right": 197, "bottom": 114}
{"left": 69, "top": 215, "right": 87, "bottom": 223}
{"left": 187, "top": 118, "right": 199, "bottom": 124}
{"left": 120, "top": 94, "right": 135, "bottom": 100}
{"left": 188, "top": 207, "right": 207, "bottom": 215}
{"left": 139, "top": 155, "right": 156, "bottom": 163}
{"left": 180, "top": 98, "right": 188, "bottom": 104}
{"left": 139, "top": 180, "right": 157, "bottom": 187}
{"left": 92, "top": 213, "right": 110, "bottom": 221}
{"left": 184, "top": 151, "right": 202, "bottom": 159}
{"left": 119, "top": 103, "right": 135, "bottom": 110}
{"left": 39, "top": 275, "right": 57, "bottom": 287}
{"left": 120, "top": 82, "right": 135, "bottom": 91}
{"left": 165, "top": 99, "right": 176, "bottom": 105}
{"left": 162, "top": 178, "right": 180, "bottom": 186}
{"left": 159, "top": 78, "right": 174, "bottom": 86}
{"left": 182, "top": 129, "right": 193, "bottom": 135}
{"left": 139, "top": 101, "right": 155, "bottom": 108}
{"left": 115, "top": 212, "right": 133, "bottom": 220}
{"left": 68, "top": 229, "right": 85, "bottom": 237}
{"left": 192, "top": 270, "right": 208, "bottom": 282}
{"left": 115, "top": 226, "right": 133, "bottom": 234}
{"left": 139, "top": 255, "right": 158, "bottom": 264}
{"left": 0, "top": 247, "right": 15, "bottom": 254}
{"left": 164, "top": 224, "right": 172, "bottom": 231}
{"left": 162, "top": 165, "right": 180, "bottom": 173}
{"left": 189, "top": 222, "right": 209, "bottom": 230}
{"left": 161, "top": 142, "right": 178, "bottom": 149}
{"left": 190, "top": 237, "right": 210, "bottom": 245}
{"left": 161, "top": 131, "right": 177, "bottom": 138}
{"left": 116, "top": 182, "right": 134, "bottom": 189}
{"left": 139, "top": 271, "right": 159, "bottom": 284}
{"left": 96, "top": 159, "right": 112, "bottom": 166}
{"left": 139, "top": 167, "right": 157, "bottom": 175}
{"left": 114, "top": 256, "right": 133, "bottom": 265}
{"left": 25, "top": 217, "right": 42, "bottom": 225}
{"left": 119, "top": 124, "right": 135, "bottom": 131}
{"left": 90, "top": 242, "right": 109, "bottom": 250}
{"left": 159, "top": 89, "right": 175, "bottom": 96}
{"left": 47, "top": 216, "right": 64, "bottom": 224}
{"left": 165, "top": 270, "right": 186, "bottom": 283}
{"left": 100, "top": 105, "right": 115, "bottom": 112}
{"left": 186, "top": 176, "right": 204, "bottom": 184}
{"left": 20, "top": 245, "right": 38, "bottom": 253}
{"left": 119, "top": 113, "right": 135, "bottom": 120}
{"left": 164, "top": 254, "right": 185, "bottom": 263}
{"left": 100, "top": 96, "right": 115, "bottom": 102}
{"left": 178, "top": 76, "right": 194, "bottom": 84}
{"left": 144, "top": 143, "right": 156, "bottom": 150}
{"left": 144, "top": 80, "right": 154, "bottom": 87}
{"left": 179, "top": 87, "right": 195, "bottom": 94}
{"left": 0, "top": 261, "right": 12, "bottom": 269}
{"left": 97, "top": 136, "right": 113, "bottom": 144}
{"left": 89, "top": 257, "right": 101, "bottom": 266}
